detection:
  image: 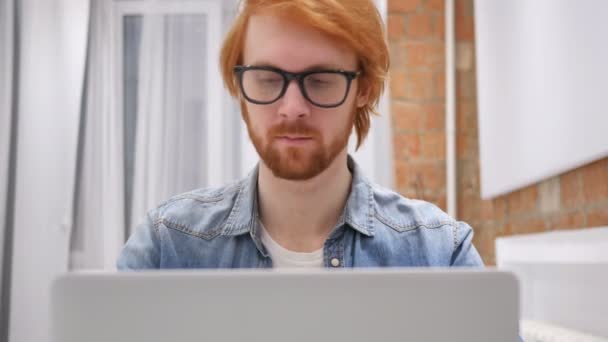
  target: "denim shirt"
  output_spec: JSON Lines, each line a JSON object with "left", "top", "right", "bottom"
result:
{"left": 117, "top": 156, "right": 484, "bottom": 270}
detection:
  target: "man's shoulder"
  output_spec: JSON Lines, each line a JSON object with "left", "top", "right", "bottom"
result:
{"left": 370, "top": 183, "right": 456, "bottom": 233}
{"left": 150, "top": 179, "right": 245, "bottom": 240}
{"left": 158, "top": 180, "right": 243, "bottom": 211}
{"left": 368, "top": 184, "right": 479, "bottom": 264}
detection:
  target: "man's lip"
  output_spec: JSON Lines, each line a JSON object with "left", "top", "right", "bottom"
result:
{"left": 276, "top": 136, "right": 312, "bottom": 140}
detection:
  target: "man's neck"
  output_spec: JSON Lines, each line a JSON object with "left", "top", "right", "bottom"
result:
{"left": 257, "top": 150, "right": 352, "bottom": 253}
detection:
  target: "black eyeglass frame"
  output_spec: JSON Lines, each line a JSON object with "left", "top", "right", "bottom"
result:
{"left": 233, "top": 65, "right": 361, "bottom": 108}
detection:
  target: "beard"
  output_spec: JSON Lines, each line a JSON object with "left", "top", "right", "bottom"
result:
{"left": 242, "top": 104, "right": 355, "bottom": 181}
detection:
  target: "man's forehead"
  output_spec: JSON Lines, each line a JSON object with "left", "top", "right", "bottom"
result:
{"left": 242, "top": 14, "right": 358, "bottom": 71}
{"left": 245, "top": 61, "right": 349, "bottom": 73}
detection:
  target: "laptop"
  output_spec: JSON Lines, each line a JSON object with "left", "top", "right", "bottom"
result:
{"left": 50, "top": 268, "right": 519, "bottom": 342}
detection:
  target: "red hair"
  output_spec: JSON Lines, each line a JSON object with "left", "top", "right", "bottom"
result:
{"left": 220, "top": 0, "right": 389, "bottom": 149}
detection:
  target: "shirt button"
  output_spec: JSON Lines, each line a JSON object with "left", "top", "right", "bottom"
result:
{"left": 330, "top": 258, "right": 341, "bottom": 267}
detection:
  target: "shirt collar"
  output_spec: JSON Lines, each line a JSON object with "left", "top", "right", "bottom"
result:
{"left": 222, "top": 155, "right": 375, "bottom": 238}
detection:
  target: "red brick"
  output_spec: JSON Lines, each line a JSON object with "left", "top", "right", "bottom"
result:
{"left": 389, "top": 0, "right": 420, "bottom": 13}
{"left": 397, "top": 187, "right": 418, "bottom": 200}
{"left": 425, "top": 0, "right": 444, "bottom": 12}
{"left": 458, "top": 190, "right": 480, "bottom": 221}
{"left": 420, "top": 131, "right": 446, "bottom": 159}
{"left": 433, "top": 70, "right": 445, "bottom": 100}
{"left": 581, "top": 159, "right": 608, "bottom": 202}
{"left": 434, "top": 14, "right": 445, "bottom": 40}
{"left": 480, "top": 200, "right": 494, "bottom": 221}
{"left": 396, "top": 166, "right": 446, "bottom": 201}
{"left": 505, "top": 185, "right": 539, "bottom": 215}
{"left": 587, "top": 206, "right": 608, "bottom": 227}
{"left": 560, "top": 169, "right": 581, "bottom": 208}
{"left": 505, "top": 218, "right": 545, "bottom": 235}
{"left": 406, "top": 14, "right": 433, "bottom": 38}
{"left": 455, "top": 0, "right": 474, "bottom": 18}
{"left": 389, "top": 42, "right": 403, "bottom": 69}
{"left": 392, "top": 102, "right": 446, "bottom": 132}
{"left": 388, "top": 14, "right": 405, "bottom": 40}
{"left": 552, "top": 211, "right": 585, "bottom": 230}
{"left": 457, "top": 100, "right": 477, "bottom": 133}
{"left": 391, "top": 102, "right": 425, "bottom": 132}
{"left": 456, "top": 70, "right": 476, "bottom": 99}
{"left": 389, "top": 70, "right": 407, "bottom": 98}
{"left": 436, "top": 195, "right": 447, "bottom": 212}
{"left": 403, "top": 41, "right": 445, "bottom": 70}
{"left": 409, "top": 161, "right": 446, "bottom": 191}
{"left": 525, "top": 218, "right": 547, "bottom": 232}
{"left": 457, "top": 159, "right": 479, "bottom": 193}
{"left": 498, "top": 222, "right": 509, "bottom": 236}
{"left": 472, "top": 223, "right": 498, "bottom": 265}
{"left": 492, "top": 197, "right": 508, "bottom": 221}
{"left": 456, "top": 42, "right": 474, "bottom": 71}
{"left": 457, "top": 133, "right": 477, "bottom": 160}
{"left": 395, "top": 160, "right": 413, "bottom": 189}
{"left": 457, "top": 132, "right": 476, "bottom": 157}
{"left": 404, "top": 71, "right": 434, "bottom": 100}
{"left": 417, "top": 191, "right": 446, "bottom": 208}
{"left": 393, "top": 133, "right": 421, "bottom": 159}
{"left": 455, "top": 15, "right": 475, "bottom": 41}
{"left": 424, "top": 103, "right": 445, "bottom": 131}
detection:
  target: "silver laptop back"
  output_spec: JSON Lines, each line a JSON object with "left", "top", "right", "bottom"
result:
{"left": 51, "top": 269, "right": 519, "bottom": 342}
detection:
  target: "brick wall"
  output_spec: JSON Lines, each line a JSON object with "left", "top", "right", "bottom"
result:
{"left": 388, "top": 0, "right": 608, "bottom": 265}
{"left": 389, "top": 0, "right": 447, "bottom": 209}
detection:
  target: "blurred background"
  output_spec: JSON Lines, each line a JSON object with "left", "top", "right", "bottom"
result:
{"left": 0, "top": 0, "right": 607, "bottom": 341}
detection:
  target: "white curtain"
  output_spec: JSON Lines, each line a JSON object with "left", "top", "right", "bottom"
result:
{"left": 0, "top": 0, "right": 15, "bottom": 323}
{"left": 71, "top": 0, "right": 124, "bottom": 270}
{"left": 9, "top": 0, "right": 89, "bottom": 340}
{"left": 73, "top": 4, "right": 233, "bottom": 269}
{"left": 130, "top": 13, "right": 210, "bottom": 235}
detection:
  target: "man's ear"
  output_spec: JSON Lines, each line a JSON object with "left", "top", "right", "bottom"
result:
{"left": 356, "top": 82, "right": 370, "bottom": 108}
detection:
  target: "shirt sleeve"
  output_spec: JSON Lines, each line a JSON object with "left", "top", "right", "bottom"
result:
{"left": 450, "top": 221, "right": 485, "bottom": 267}
{"left": 116, "top": 209, "right": 161, "bottom": 270}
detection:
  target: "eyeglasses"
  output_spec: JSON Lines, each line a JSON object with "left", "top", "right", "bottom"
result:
{"left": 233, "top": 65, "right": 360, "bottom": 108}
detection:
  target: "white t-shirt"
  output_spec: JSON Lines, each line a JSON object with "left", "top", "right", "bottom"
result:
{"left": 259, "top": 221, "right": 324, "bottom": 269}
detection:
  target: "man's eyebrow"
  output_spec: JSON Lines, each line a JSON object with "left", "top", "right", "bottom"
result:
{"left": 247, "top": 62, "right": 347, "bottom": 72}
{"left": 301, "top": 64, "right": 346, "bottom": 71}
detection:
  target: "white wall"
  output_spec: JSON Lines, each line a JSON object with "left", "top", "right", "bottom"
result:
{"left": 475, "top": 0, "right": 608, "bottom": 199}
{"left": 496, "top": 227, "right": 608, "bottom": 337}
{"left": 9, "top": 0, "right": 89, "bottom": 341}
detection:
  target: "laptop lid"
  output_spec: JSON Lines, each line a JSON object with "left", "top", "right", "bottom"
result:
{"left": 51, "top": 269, "right": 519, "bottom": 342}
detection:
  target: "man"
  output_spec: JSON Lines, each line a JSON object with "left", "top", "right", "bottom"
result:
{"left": 117, "top": 0, "right": 483, "bottom": 269}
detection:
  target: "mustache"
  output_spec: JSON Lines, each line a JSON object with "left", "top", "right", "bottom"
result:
{"left": 267, "top": 121, "right": 320, "bottom": 138}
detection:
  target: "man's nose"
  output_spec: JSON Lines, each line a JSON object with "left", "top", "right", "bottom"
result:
{"left": 277, "top": 81, "right": 311, "bottom": 120}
